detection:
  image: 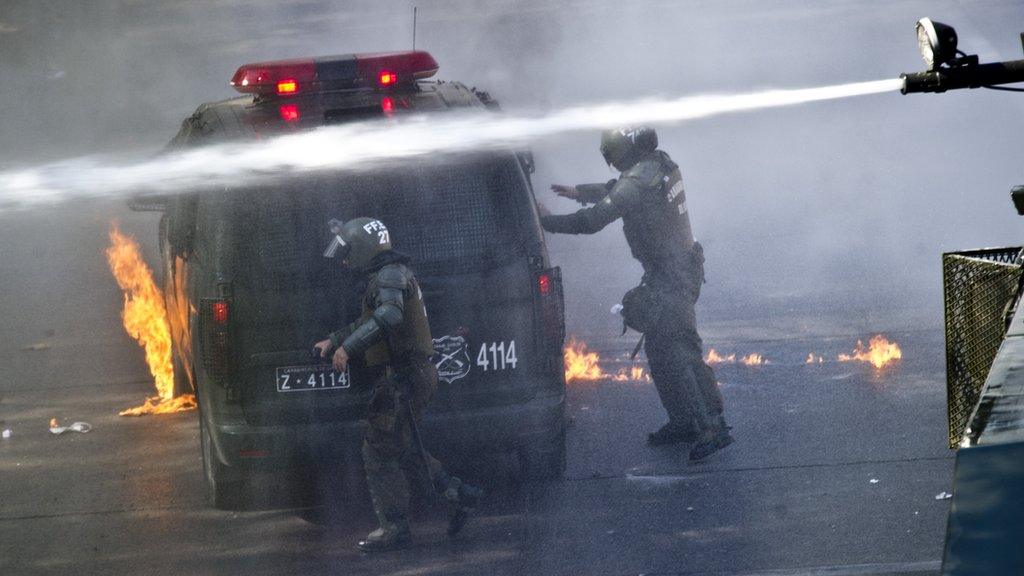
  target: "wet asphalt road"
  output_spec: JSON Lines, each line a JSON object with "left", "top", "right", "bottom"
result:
{"left": 0, "top": 204, "right": 953, "bottom": 576}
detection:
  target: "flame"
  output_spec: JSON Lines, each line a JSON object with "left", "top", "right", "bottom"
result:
{"left": 740, "top": 353, "right": 768, "bottom": 366}
{"left": 705, "top": 348, "right": 736, "bottom": 364}
{"left": 564, "top": 337, "right": 605, "bottom": 382}
{"left": 805, "top": 353, "right": 825, "bottom": 364}
{"left": 611, "top": 365, "right": 651, "bottom": 382}
{"left": 119, "top": 395, "right": 198, "bottom": 416}
{"left": 838, "top": 335, "right": 903, "bottom": 369}
{"left": 106, "top": 225, "right": 196, "bottom": 415}
{"left": 563, "top": 338, "right": 650, "bottom": 383}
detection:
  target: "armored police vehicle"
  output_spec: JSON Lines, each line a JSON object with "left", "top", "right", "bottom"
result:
{"left": 147, "top": 51, "right": 566, "bottom": 508}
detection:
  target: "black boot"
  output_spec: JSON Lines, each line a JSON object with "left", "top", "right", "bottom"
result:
{"left": 357, "top": 524, "right": 412, "bottom": 553}
{"left": 689, "top": 423, "right": 734, "bottom": 461}
{"left": 446, "top": 481, "right": 483, "bottom": 536}
{"left": 647, "top": 422, "right": 699, "bottom": 446}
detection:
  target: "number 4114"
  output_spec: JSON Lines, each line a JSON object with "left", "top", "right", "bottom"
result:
{"left": 476, "top": 340, "right": 517, "bottom": 371}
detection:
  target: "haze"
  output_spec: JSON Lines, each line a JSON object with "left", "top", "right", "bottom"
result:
{"left": 2, "top": 0, "right": 1023, "bottom": 341}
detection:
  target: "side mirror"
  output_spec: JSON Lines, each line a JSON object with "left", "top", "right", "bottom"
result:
{"left": 166, "top": 195, "right": 197, "bottom": 258}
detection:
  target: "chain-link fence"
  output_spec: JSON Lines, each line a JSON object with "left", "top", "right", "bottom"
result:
{"left": 943, "top": 247, "right": 1023, "bottom": 448}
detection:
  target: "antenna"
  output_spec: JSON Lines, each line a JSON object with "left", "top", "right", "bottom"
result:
{"left": 413, "top": 7, "right": 418, "bottom": 50}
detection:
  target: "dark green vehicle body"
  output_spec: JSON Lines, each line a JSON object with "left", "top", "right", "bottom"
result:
{"left": 156, "top": 73, "right": 567, "bottom": 508}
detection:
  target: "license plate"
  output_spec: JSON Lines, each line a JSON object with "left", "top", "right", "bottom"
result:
{"left": 276, "top": 365, "right": 350, "bottom": 392}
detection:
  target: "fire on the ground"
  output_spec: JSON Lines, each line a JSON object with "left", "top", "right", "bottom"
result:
{"left": 563, "top": 337, "right": 650, "bottom": 384}
{"left": 565, "top": 333, "right": 903, "bottom": 383}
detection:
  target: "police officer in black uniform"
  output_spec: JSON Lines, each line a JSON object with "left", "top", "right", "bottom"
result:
{"left": 540, "top": 127, "right": 732, "bottom": 460}
{"left": 314, "top": 217, "right": 481, "bottom": 552}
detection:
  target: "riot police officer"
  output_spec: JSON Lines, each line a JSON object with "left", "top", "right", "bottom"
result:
{"left": 314, "top": 217, "right": 481, "bottom": 552}
{"left": 540, "top": 127, "right": 732, "bottom": 460}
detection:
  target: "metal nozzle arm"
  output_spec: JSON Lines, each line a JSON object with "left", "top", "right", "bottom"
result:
{"left": 901, "top": 59, "right": 1024, "bottom": 93}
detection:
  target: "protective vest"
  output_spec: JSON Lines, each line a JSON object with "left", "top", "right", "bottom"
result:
{"left": 614, "top": 151, "right": 697, "bottom": 285}
{"left": 361, "top": 263, "right": 435, "bottom": 367}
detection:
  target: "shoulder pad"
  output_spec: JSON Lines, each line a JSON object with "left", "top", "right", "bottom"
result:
{"left": 608, "top": 176, "right": 644, "bottom": 211}
{"left": 375, "top": 263, "right": 410, "bottom": 291}
{"left": 655, "top": 150, "right": 678, "bottom": 172}
{"left": 621, "top": 159, "right": 664, "bottom": 188}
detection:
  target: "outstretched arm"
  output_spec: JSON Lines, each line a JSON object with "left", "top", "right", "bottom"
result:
{"left": 575, "top": 180, "right": 617, "bottom": 204}
{"left": 540, "top": 197, "right": 621, "bottom": 234}
{"left": 551, "top": 180, "right": 616, "bottom": 204}
{"left": 540, "top": 177, "right": 641, "bottom": 235}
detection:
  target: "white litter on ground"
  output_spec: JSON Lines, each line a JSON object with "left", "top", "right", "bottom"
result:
{"left": 49, "top": 422, "right": 93, "bottom": 435}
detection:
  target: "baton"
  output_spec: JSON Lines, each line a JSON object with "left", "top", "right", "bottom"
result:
{"left": 403, "top": 394, "right": 445, "bottom": 493}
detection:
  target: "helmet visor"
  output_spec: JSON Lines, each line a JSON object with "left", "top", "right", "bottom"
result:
{"left": 323, "top": 218, "right": 350, "bottom": 259}
{"left": 323, "top": 235, "right": 349, "bottom": 259}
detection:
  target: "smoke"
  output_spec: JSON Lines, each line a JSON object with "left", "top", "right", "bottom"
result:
{"left": 0, "top": 79, "right": 900, "bottom": 208}
{"left": 2, "top": 0, "right": 1024, "bottom": 335}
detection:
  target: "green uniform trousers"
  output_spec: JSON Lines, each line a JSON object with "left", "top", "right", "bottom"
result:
{"left": 362, "top": 356, "right": 444, "bottom": 530}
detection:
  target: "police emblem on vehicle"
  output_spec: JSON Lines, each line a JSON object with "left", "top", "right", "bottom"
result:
{"left": 432, "top": 335, "right": 472, "bottom": 383}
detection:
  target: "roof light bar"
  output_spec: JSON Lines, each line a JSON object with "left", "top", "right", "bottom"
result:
{"left": 230, "top": 51, "right": 439, "bottom": 96}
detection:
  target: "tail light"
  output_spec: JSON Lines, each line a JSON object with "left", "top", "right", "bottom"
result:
{"left": 200, "top": 298, "right": 231, "bottom": 384}
{"left": 535, "top": 268, "right": 565, "bottom": 353}
{"left": 278, "top": 103, "right": 300, "bottom": 123}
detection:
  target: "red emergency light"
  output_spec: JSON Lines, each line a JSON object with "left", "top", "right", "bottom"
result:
{"left": 230, "top": 51, "right": 439, "bottom": 96}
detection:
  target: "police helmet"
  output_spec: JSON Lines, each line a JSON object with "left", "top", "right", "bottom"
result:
{"left": 323, "top": 217, "right": 393, "bottom": 271}
{"left": 599, "top": 126, "right": 658, "bottom": 171}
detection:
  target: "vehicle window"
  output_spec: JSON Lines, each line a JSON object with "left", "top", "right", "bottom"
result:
{"left": 234, "top": 154, "right": 528, "bottom": 288}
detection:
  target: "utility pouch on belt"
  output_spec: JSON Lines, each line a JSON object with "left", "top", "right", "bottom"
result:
{"left": 621, "top": 284, "right": 660, "bottom": 334}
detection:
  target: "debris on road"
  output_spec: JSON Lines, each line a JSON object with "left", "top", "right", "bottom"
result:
{"left": 935, "top": 491, "right": 953, "bottom": 500}
{"left": 21, "top": 342, "right": 50, "bottom": 351}
{"left": 2, "top": 429, "right": 10, "bottom": 439}
{"left": 49, "top": 420, "right": 92, "bottom": 435}
{"left": 870, "top": 478, "right": 880, "bottom": 484}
